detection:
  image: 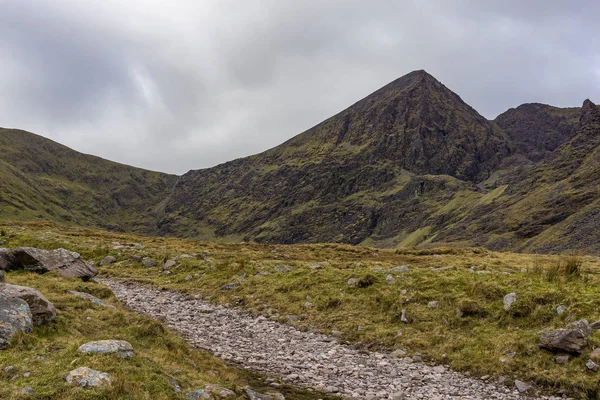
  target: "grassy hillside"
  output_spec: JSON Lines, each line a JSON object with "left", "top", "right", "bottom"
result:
{"left": 0, "top": 128, "right": 178, "bottom": 234}
{"left": 3, "top": 221, "right": 600, "bottom": 398}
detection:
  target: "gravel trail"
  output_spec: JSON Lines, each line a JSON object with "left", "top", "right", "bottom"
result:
{"left": 98, "top": 278, "right": 560, "bottom": 400}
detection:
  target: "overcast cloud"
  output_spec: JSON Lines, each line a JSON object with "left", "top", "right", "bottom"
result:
{"left": 0, "top": 0, "right": 598, "bottom": 174}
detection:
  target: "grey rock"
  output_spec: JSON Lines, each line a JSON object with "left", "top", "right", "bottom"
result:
{"left": 163, "top": 260, "right": 176, "bottom": 270}
{"left": 21, "top": 387, "right": 35, "bottom": 395}
{"left": 391, "top": 349, "right": 407, "bottom": 358}
{"left": 303, "top": 302, "right": 313, "bottom": 309}
{"left": 587, "top": 359, "right": 599, "bottom": 371}
{"left": 133, "top": 243, "right": 145, "bottom": 250}
{"left": 65, "top": 367, "right": 112, "bottom": 388}
{"left": 385, "top": 274, "right": 396, "bottom": 285}
{"left": 0, "top": 270, "right": 4, "bottom": 283}
{"left": 347, "top": 278, "right": 358, "bottom": 286}
{"left": 310, "top": 264, "right": 323, "bottom": 270}
{"left": 590, "top": 347, "right": 600, "bottom": 361}
{"left": 187, "top": 389, "right": 213, "bottom": 399}
{"left": 99, "top": 256, "right": 117, "bottom": 267}
{"left": 0, "top": 284, "right": 56, "bottom": 325}
{"left": 68, "top": 290, "right": 115, "bottom": 308}
{"left": 539, "top": 329, "right": 588, "bottom": 354}
{"left": 11, "top": 247, "right": 97, "bottom": 281}
{"left": 0, "top": 294, "right": 33, "bottom": 349}
{"left": 220, "top": 282, "right": 239, "bottom": 292}
{"left": 141, "top": 257, "right": 157, "bottom": 268}
{"left": 567, "top": 319, "right": 592, "bottom": 336}
{"left": 514, "top": 380, "right": 532, "bottom": 393}
{"left": 556, "top": 305, "right": 567, "bottom": 315}
{"left": 0, "top": 248, "right": 16, "bottom": 271}
{"left": 390, "top": 265, "right": 409, "bottom": 273}
{"left": 430, "top": 266, "right": 454, "bottom": 272}
{"left": 205, "top": 384, "right": 236, "bottom": 398}
{"left": 555, "top": 354, "right": 570, "bottom": 364}
{"left": 244, "top": 388, "right": 283, "bottom": 400}
{"left": 4, "top": 366, "right": 14, "bottom": 374}
{"left": 400, "top": 309, "right": 408, "bottom": 323}
{"left": 427, "top": 301, "right": 439, "bottom": 309}
{"left": 503, "top": 292, "right": 517, "bottom": 311}
{"left": 77, "top": 340, "right": 134, "bottom": 358}
{"left": 165, "top": 375, "right": 182, "bottom": 392}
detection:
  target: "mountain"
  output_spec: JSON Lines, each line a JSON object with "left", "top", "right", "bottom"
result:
{"left": 495, "top": 103, "right": 580, "bottom": 162}
{"left": 429, "top": 99, "right": 600, "bottom": 253}
{"left": 0, "top": 70, "right": 598, "bottom": 253}
{"left": 158, "top": 70, "right": 511, "bottom": 244}
{"left": 0, "top": 128, "right": 177, "bottom": 233}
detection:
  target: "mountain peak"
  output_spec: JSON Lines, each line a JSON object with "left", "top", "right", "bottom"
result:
{"left": 580, "top": 99, "right": 599, "bottom": 126}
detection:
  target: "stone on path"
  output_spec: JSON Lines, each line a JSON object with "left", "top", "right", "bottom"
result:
{"left": 77, "top": 340, "right": 134, "bottom": 358}
{"left": 65, "top": 367, "right": 112, "bottom": 388}
{"left": 11, "top": 247, "right": 97, "bottom": 280}
{"left": 68, "top": 290, "right": 115, "bottom": 308}
{"left": 515, "top": 380, "right": 532, "bottom": 393}
{"left": 539, "top": 329, "right": 588, "bottom": 354}
{"left": 0, "top": 294, "right": 33, "bottom": 349}
{"left": 0, "top": 284, "right": 56, "bottom": 325}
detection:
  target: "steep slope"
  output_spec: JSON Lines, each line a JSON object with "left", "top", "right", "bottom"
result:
{"left": 495, "top": 103, "right": 580, "bottom": 162}
{"left": 159, "top": 70, "right": 511, "bottom": 244}
{"left": 431, "top": 100, "right": 600, "bottom": 253}
{"left": 0, "top": 128, "right": 178, "bottom": 233}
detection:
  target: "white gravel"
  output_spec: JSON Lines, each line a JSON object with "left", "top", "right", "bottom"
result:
{"left": 98, "top": 278, "right": 562, "bottom": 400}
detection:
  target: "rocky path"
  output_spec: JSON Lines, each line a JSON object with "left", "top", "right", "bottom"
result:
{"left": 98, "top": 278, "right": 560, "bottom": 400}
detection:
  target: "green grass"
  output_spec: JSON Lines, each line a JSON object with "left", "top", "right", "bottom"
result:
{"left": 3, "top": 221, "right": 600, "bottom": 398}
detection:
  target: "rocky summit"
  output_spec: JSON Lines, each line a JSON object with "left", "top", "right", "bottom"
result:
{"left": 0, "top": 70, "right": 599, "bottom": 253}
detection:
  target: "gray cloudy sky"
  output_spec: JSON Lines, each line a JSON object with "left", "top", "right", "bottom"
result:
{"left": 0, "top": 1, "right": 598, "bottom": 174}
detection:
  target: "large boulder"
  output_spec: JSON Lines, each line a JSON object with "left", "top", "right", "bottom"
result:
{"left": 65, "top": 367, "right": 112, "bottom": 388}
{"left": 0, "top": 284, "right": 56, "bottom": 325}
{"left": 77, "top": 340, "right": 134, "bottom": 358}
{"left": 0, "top": 294, "right": 33, "bottom": 349}
{"left": 12, "top": 247, "right": 97, "bottom": 281}
{"left": 0, "top": 248, "right": 16, "bottom": 271}
{"left": 539, "top": 329, "right": 588, "bottom": 354}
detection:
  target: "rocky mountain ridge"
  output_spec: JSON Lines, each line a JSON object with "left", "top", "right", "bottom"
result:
{"left": 1, "top": 70, "right": 598, "bottom": 253}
